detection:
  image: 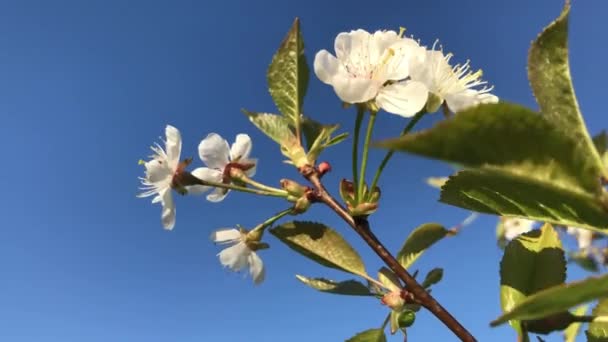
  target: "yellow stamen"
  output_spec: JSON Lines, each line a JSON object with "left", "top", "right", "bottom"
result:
{"left": 398, "top": 27, "right": 406, "bottom": 38}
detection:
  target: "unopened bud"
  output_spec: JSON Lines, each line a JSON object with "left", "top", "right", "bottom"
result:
{"left": 280, "top": 179, "right": 307, "bottom": 197}
{"left": 381, "top": 291, "right": 405, "bottom": 311}
{"left": 293, "top": 196, "right": 311, "bottom": 214}
{"left": 397, "top": 310, "right": 416, "bottom": 328}
{"left": 339, "top": 179, "right": 356, "bottom": 205}
{"left": 351, "top": 202, "right": 379, "bottom": 216}
{"left": 317, "top": 161, "right": 332, "bottom": 177}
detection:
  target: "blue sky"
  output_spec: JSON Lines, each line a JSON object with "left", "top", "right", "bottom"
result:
{"left": 1, "top": 0, "right": 606, "bottom": 341}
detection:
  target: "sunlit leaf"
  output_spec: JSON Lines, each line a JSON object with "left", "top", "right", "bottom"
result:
{"left": 267, "top": 18, "right": 309, "bottom": 134}
{"left": 295, "top": 275, "right": 373, "bottom": 296}
{"left": 528, "top": 3, "right": 607, "bottom": 183}
{"left": 492, "top": 274, "right": 608, "bottom": 327}
{"left": 441, "top": 169, "right": 608, "bottom": 231}
{"left": 586, "top": 298, "right": 608, "bottom": 341}
{"left": 378, "top": 267, "right": 401, "bottom": 292}
{"left": 271, "top": 221, "right": 367, "bottom": 277}
{"left": 500, "top": 224, "right": 566, "bottom": 331}
{"left": 396, "top": 223, "right": 449, "bottom": 269}
{"left": 563, "top": 305, "right": 589, "bottom": 342}
{"left": 346, "top": 329, "right": 387, "bottom": 342}
{"left": 422, "top": 268, "right": 444, "bottom": 288}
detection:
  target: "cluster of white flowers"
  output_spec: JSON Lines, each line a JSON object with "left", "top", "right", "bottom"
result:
{"left": 138, "top": 126, "right": 264, "bottom": 283}
{"left": 138, "top": 28, "right": 502, "bottom": 286}
{"left": 314, "top": 29, "right": 498, "bottom": 117}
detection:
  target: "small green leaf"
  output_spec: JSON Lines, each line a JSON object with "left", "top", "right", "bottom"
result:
{"left": 563, "top": 305, "right": 589, "bottom": 342}
{"left": 243, "top": 111, "right": 307, "bottom": 165}
{"left": 500, "top": 224, "right": 566, "bottom": 330}
{"left": 586, "top": 298, "right": 608, "bottom": 341}
{"left": 422, "top": 268, "right": 444, "bottom": 288}
{"left": 441, "top": 168, "right": 608, "bottom": 231}
{"left": 375, "top": 102, "right": 601, "bottom": 194}
{"left": 528, "top": 2, "right": 607, "bottom": 183}
{"left": 326, "top": 132, "right": 349, "bottom": 147}
{"left": 267, "top": 18, "right": 309, "bottom": 134}
{"left": 295, "top": 275, "right": 373, "bottom": 296}
{"left": 492, "top": 273, "right": 608, "bottom": 327}
{"left": 378, "top": 267, "right": 401, "bottom": 292}
{"left": 397, "top": 223, "right": 449, "bottom": 269}
{"left": 301, "top": 116, "right": 340, "bottom": 163}
{"left": 243, "top": 111, "right": 295, "bottom": 145}
{"left": 270, "top": 221, "right": 367, "bottom": 277}
{"left": 346, "top": 329, "right": 387, "bottom": 342}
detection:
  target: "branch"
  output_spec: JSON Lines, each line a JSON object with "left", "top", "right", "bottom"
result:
{"left": 300, "top": 165, "right": 477, "bottom": 342}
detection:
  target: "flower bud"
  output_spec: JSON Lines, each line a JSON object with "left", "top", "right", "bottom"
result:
{"left": 293, "top": 196, "right": 311, "bottom": 214}
{"left": 280, "top": 179, "right": 307, "bottom": 197}
{"left": 381, "top": 291, "right": 405, "bottom": 311}
{"left": 317, "top": 161, "right": 332, "bottom": 177}
{"left": 397, "top": 310, "right": 416, "bottom": 328}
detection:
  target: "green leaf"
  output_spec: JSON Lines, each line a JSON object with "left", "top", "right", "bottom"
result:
{"left": 375, "top": 102, "right": 600, "bottom": 194}
{"left": 586, "top": 298, "right": 608, "bottom": 341}
{"left": 295, "top": 275, "right": 373, "bottom": 296}
{"left": 492, "top": 273, "right": 608, "bottom": 327}
{"left": 396, "top": 223, "right": 449, "bottom": 269}
{"left": 528, "top": 2, "right": 607, "bottom": 183}
{"left": 243, "top": 111, "right": 307, "bottom": 165}
{"left": 270, "top": 221, "right": 367, "bottom": 277}
{"left": 422, "top": 268, "right": 444, "bottom": 288}
{"left": 378, "top": 267, "right": 401, "bottom": 292}
{"left": 267, "top": 18, "right": 309, "bottom": 134}
{"left": 500, "top": 224, "right": 566, "bottom": 331}
{"left": 441, "top": 168, "right": 608, "bottom": 231}
{"left": 564, "top": 305, "right": 589, "bottom": 342}
{"left": 346, "top": 329, "right": 387, "bottom": 342}
{"left": 301, "top": 117, "right": 340, "bottom": 163}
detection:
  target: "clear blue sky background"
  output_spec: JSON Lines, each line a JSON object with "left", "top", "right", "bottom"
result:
{"left": 1, "top": 0, "right": 606, "bottom": 341}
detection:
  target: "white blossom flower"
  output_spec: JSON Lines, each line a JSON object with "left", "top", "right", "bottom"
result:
{"left": 567, "top": 227, "right": 593, "bottom": 250}
{"left": 502, "top": 217, "right": 535, "bottom": 241}
{"left": 192, "top": 133, "right": 257, "bottom": 202}
{"left": 409, "top": 43, "right": 498, "bottom": 113}
{"left": 314, "top": 29, "right": 429, "bottom": 117}
{"left": 138, "top": 125, "right": 184, "bottom": 230}
{"left": 211, "top": 228, "right": 265, "bottom": 284}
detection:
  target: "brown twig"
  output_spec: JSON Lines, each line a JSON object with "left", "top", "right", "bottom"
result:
{"left": 300, "top": 164, "right": 477, "bottom": 342}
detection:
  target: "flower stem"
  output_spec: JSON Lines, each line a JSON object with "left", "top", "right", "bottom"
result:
{"left": 380, "top": 313, "right": 391, "bottom": 330}
{"left": 239, "top": 175, "right": 288, "bottom": 196}
{"left": 368, "top": 111, "right": 426, "bottom": 197}
{"left": 352, "top": 106, "right": 365, "bottom": 202}
{"left": 251, "top": 208, "right": 294, "bottom": 233}
{"left": 358, "top": 110, "right": 377, "bottom": 201}
{"left": 190, "top": 175, "right": 287, "bottom": 198}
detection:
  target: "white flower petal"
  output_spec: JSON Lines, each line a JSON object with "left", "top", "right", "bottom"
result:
{"left": 334, "top": 29, "right": 371, "bottom": 62}
{"left": 409, "top": 50, "right": 450, "bottom": 92}
{"left": 185, "top": 184, "right": 209, "bottom": 195}
{"left": 207, "top": 187, "right": 229, "bottom": 203}
{"left": 160, "top": 189, "right": 176, "bottom": 230}
{"left": 210, "top": 228, "right": 242, "bottom": 243}
{"left": 143, "top": 159, "right": 173, "bottom": 184}
{"left": 578, "top": 230, "right": 593, "bottom": 250}
{"left": 230, "top": 134, "right": 252, "bottom": 162}
{"left": 382, "top": 38, "right": 424, "bottom": 81}
{"left": 314, "top": 50, "right": 343, "bottom": 85}
{"left": 370, "top": 30, "right": 400, "bottom": 65}
{"left": 332, "top": 76, "right": 379, "bottom": 104}
{"left": 376, "top": 81, "right": 428, "bottom": 117}
{"left": 191, "top": 167, "right": 223, "bottom": 183}
{"left": 503, "top": 218, "right": 535, "bottom": 241}
{"left": 445, "top": 89, "right": 499, "bottom": 113}
{"left": 218, "top": 242, "right": 250, "bottom": 271}
{"left": 249, "top": 252, "right": 265, "bottom": 285}
{"left": 198, "top": 133, "right": 230, "bottom": 169}
{"left": 164, "top": 125, "right": 182, "bottom": 169}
